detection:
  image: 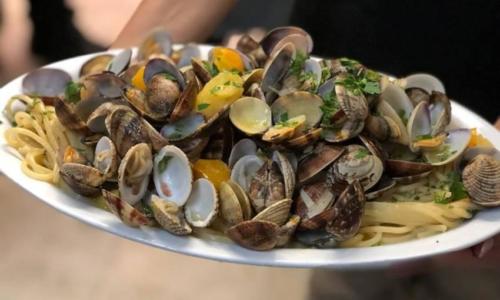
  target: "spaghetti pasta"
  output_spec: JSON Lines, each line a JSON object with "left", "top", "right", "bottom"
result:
{"left": 340, "top": 166, "right": 478, "bottom": 247}
{"left": 4, "top": 95, "right": 71, "bottom": 183}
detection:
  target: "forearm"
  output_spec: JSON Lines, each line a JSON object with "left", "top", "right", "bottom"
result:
{"left": 111, "top": 0, "right": 236, "bottom": 48}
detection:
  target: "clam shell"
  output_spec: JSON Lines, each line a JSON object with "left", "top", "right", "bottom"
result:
{"left": 184, "top": 178, "right": 219, "bottom": 227}
{"left": 295, "top": 229, "right": 337, "bottom": 248}
{"left": 271, "top": 91, "right": 323, "bottom": 129}
{"left": 407, "top": 101, "right": 432, "bottom": 152}
{"left": 107, "top": 48, "right": 132, "bottom": 75}
{"left": 376, "top": 100, "right": 409, "bottom": 145}
{"left": 252, "top": 198, "right": 292, "bottom": 226}
{"left": 60, "top": 163, "right": 106, "bottom": 197}
{"left": 53, "top": 97, "right": 90, "bottom": 135}
{"left": 93, "top": 136, "right": 118, "bottom": 179}
{"left": 150, "top": 195, "right": 192, "bottom": 235}
{"left": 330, "top": 145, "right": 384, "bottom": 190}
{"left": 297, "top": 143, "right": 344, "bottom": 185}
{"left": 463, "top": 154, "right": 500, "bottom": 207}
{"left": 218, "top": 181, "right": 244, "bottom": 226}
{"left": 228, "top": 139, "right": 257, "bottom": 168}
{"left": 260, "top": 26, "right": 313, "bottom": 56}
{"left": 153, "top": 145, "right": 193, "bottom": 206}
{"left": 118, "top": 143, "right": 153, "bottom": 205}
{"left": 295, "top": 181, "right": 335, "bottom": 220}
{"left": 248, "top": 160, "right": 286, "bottom": 213}
{"left": 261, "top": 42, "right": 295, "bottom": 102}
{"left": 423, "top": 129, "right": 472, "bottom": 166}
{"left": 230, "top": 154, "right": 265, "bottom": 192}
{"left": 400, "top": 73, "right": 445, "bottom": 94}
{"left": 321, "top": 118, "right": 364, "bottom": 143}
{"left": 385, "top": 159, "right": 432, "bottom": 178}
{"left": 381, "top": 82, "right": 414, "bottom": 123}
{"left": 86, "top": 102, "right": 131, "bottom": 134}
{"left": 429, "top": 91, "right": 451, "bottom": 136}
{"left": 276, "top": 215, "right": 301, "bottom": 247}
{"left": 283, "top": 128, "right": 322, "bottom": 149}
{"left": 80, "top": 54, "right": 114, "bottom": 77}
{"left": 226, "top": 180, "right": 253, "bottom": 220}
{"left": 105, "top": 107, "right": 150, "bottom": 157}
{"left": 227, "top": 220, "right": 279, "bottom": 251}
{"left": 102, "top": 189, "right": 154, "bottom": 227}
{"left": 138, "top": 29, "right": 172, "bottom": 60}
{"left": 335, "top": 74, "right": 369, "bottom": 121}
{"left": 22, "top": 68, "right": 71, "bottom": 97}
{"left": 272, "top": 151, "right": 296, "bottom": 199}
{"left": 365, "top": 175, "right": 396, "bottom": 200}
{"left": 229, "top": 97, "right": 272, "bottom": 135}
{"left": 325, "top": 180, "right": 365, "bottom": 241}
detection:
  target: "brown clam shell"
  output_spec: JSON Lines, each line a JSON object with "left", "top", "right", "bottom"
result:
{"left": 60, "top": 163, "right": 106, "bottom": 197}
{"left": 297, "top": 143, "right": 344, "bottom": 185}
{"left": 276, "top": 215, "right": 301, "bottom": 247}
{"left": 102, "top": 189, "right": 154, "bottom": 227}
{"left": 463, "top": 154, "right": 500, "bottom": 207}
{"left": 227, "top": 220, "right": 279, "bottom": 251}
{"left": 151, "top": 196, "right": 192, "bottom": 235}
{"left": 252, "top": 198, "right": 292, "bottom": 226}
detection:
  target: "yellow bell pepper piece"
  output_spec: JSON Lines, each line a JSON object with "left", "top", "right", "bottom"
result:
{"left": 211, "top": 47, "right": 245, "bottom": 73}
{"left": 192, "top": 159, "right": 230, "bottom": 190}
{"left": 131, "top": 66, "right": 147, "bottom": 92}
{"left": 195, "top": 71, "right": 244, "bottom": 119}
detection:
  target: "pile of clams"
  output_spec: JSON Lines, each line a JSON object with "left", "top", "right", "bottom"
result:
{"left": 16, "top": 26, "right": 500, "bottom": 251}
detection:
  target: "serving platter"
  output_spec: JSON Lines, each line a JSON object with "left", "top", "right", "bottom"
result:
{"left": 1, "top": 47, "right": 499, "bottom": 269}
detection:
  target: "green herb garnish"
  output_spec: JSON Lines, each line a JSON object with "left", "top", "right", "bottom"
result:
{"left": 433, "top": 191, "right": 451, "bottom": 204}
{"left": 197, "top": 103, "right": 210, "bottom": 111}
{"left": 64, "top": 81, "right": 82, "bottom": 103}
{"left": 320, "top": 91, "right": 340, "bottom": 128}
{"left": 279, "top": 112, "right": 289, "bottom": 123}
{"left": 448, "top": 171, "right": 468, "bottom": 201}
{"left": 354, "top": 148, "right": 370, "bottom": 159}
{"left": 210, "top": 85, "right": 222, "bottom": 95}
{"left": 157, "top": 155, "right": 173, "bottom": 173}
{"left": 321, "top": 67, "right": 331, "bottom": 84}
{"left": 290, "top": 51, "right": 307, "bottom": 77}
{"left": 203, "top": 61, "right": 219, "bottom": 77}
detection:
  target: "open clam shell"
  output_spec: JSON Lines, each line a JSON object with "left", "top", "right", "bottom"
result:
{"left": 106, "top": 48, "right": 132, "bottom": 75}
{"left": 160, "top": 113, "right": 205, "bottom": 141}
{"left": 376, "top": 100, "right": 409, "bottom": 145}
{"left": 93, "top": 136, "right": 118, "bottom": 179}
{"left": 272, "top": 151, "right": 296, "bottom": 199}
{"left": 184, "top": 178, "right": 218, "bottom": 228}
{"left": 153, "top": 145, "right": 193, "bottom": 206}
{"left": 144, "top": 58, "right": 186, "bottom": 90}
{"left": 80, "top": 54, "right": 114, "bottom": 77}
{"left": 102, "top": 190, "right": 154, "bottom": 227}
{"left": 271, "top": 91, "right": 323, "bottom": 129}
{"left": 22, "top": 68, "right": 71, "bottom": 97}
{"left": 260, "top": 26, "right": 313, "bottom": 56}
{"left": 138, "top": 29, "right": 173, "bottom": 60}
{"left": 230, "top": 154, "right": 266, "bottom": 192}
{"left": 295, "top": 181, "right": 335, "bottom": 222}
{"left": 252, "top": 198, "right": 292, "bottom": 226}
{"left": 463, "top": 154, "right": 500, "bottom": 207}
{"left": 229, "top": 97, "right": 272, "bottom": 135}
{"left": 261, "top": 42, "right": 295, "bottom": 102}
{"left": 227, "top": 220, "right": 280, "bottom": 251}
{"left": 53, "top": 97, "right": 90, "bottom": 135}
{"left": 228, "top": 139, "right": 257, "bottom": 168}
{"left": 150, "top": 194, "right": 192, "bottom": 235}
{"left": 381, "top": 82, "right": 414, "bottom": 124}
{"left": 118, "top": 143, "right": 153, "bottom": 205}
{"left": 86, "top": 102, "right": 131, "bottom": 134}
{"left": 248, "top": 159, "right": 288, "bottom": 213}
{"left": 330, "top": 145, "right": 384, "bottom": 191}
{"left": 399, "top": 73, "right": 445, "bottom": 94}
{"left": 423, "top": 128, "right": 472, "bottom": 166}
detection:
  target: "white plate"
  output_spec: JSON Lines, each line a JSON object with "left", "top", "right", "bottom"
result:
{"left": 1, "top": 47, "right": 500, "bottom": 269}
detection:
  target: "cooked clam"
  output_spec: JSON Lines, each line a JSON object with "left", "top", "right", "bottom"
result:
{"left": 22, "top": 68, "right": 71, "bottom": 98}
{"left": 218, "top": 181, "right": 244, "bottom": 226}
{"left": 153, "top": 145, "right": 193, "bottom": 206}
{"left": 150, "top": 194, "right": 192, "bottom": 235}
{"left": 271, "top": 91, "right": 323, "bottom": 129}
{"left": 184, "top": 178, "right": 218, "bottom": 227}
{"left": 463, "top": 154, "right": 500, "bottom": 207}
{"left": 60, "top": 163, "right": 106, "bottom": 197}
{"left": 105, "top": 107, "right": 150, "bottom": 157}
{"left": 229, "top": 97, "right": 272, "bottom": 135}
{"left": 227, "top": 220, "right": 280, "bottom": 251}
{"left": 93, "top": 136, "right": 118, "bottom": 179}
{"left": 297, "top": 143, "right": 344, "bottom": 185}
{"left": 253, "top": 198, "right": 292, "bottom": 226}
{"left": 102, "top": 189, "right": 154, "bottom": 227}
{"left": 118, "top": 143, "right": 153, "bottom": 205}
{"left": 230, "top": 154, "right": 265, "bottom": 192}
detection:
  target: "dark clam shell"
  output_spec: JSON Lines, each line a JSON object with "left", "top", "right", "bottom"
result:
{"left": 22, "top": 68, "right": 71, "bottom": 97}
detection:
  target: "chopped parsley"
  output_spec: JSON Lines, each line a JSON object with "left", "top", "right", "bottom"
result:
{"left": 203, "top": 61, "right": 219, "bottom": 77}
{"left": 197, "top": 103, "right": 210, "bottom": 111}
{"left": 299, "top": 71, "right": 318, "bottom": 91}
{"left": 279, "top": 112, "right": 289, "bottom": 123}
{"left": 64, "top": 81, "right": 82, "bottom": 103}
{"left": 210, "top": 85, "right": 222, "bottom": 95}
{"left": 290, "top": 51, "right": 307, "bottom": 77}
{"left": 320, "top": 91, "right": 340, "bottom": 128}
{"left": 335, "top": 58, "right": 381, "bottom": 95}
{"left": 321, "top": 67, "right": 331, "bottom": 84}
{"left": 157, "top": 155, "right": 173, "bottom": 173}
{"left": 354, "top": 148, "right": 370, "bottom": 159}
{"left": 339, "top": 57, "right": 362, "bottom": 72}
{"left": 433, "top": 191, "right": 451, "bottom": 204}
{"left": 448, "top": 171, "right": 468, "bottom": 201}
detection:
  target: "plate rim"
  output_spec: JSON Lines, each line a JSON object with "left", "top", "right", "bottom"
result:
{"left": 1, "top": 48, "right": 500, "bottom": 269}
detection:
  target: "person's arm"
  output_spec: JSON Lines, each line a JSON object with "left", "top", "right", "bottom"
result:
{"left": 111, "top": 0, "right": 236, "bottom": 48}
